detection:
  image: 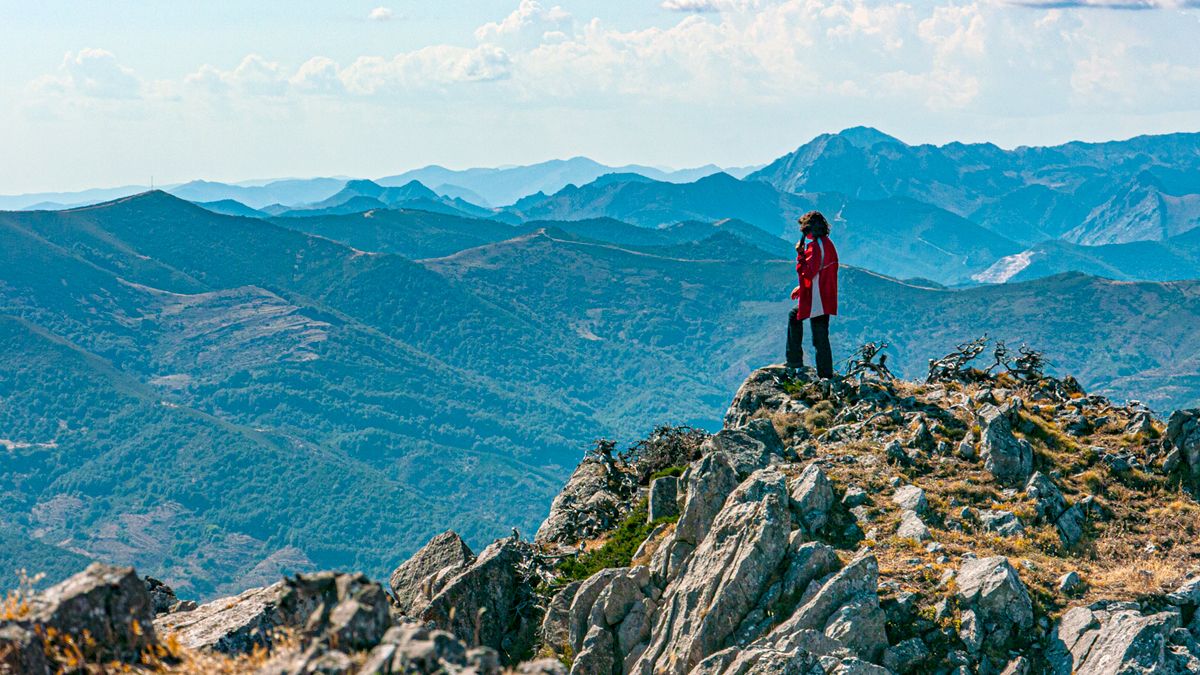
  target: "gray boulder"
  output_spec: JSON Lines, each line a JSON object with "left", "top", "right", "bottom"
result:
{"left": 977, "top": 403, "right": 1034, "bottom": 486}
{"left": 1046, "top": 604, "right": 1200, "bottom": 675}
{"left": 883, "top": 637, "right": 931, "bottom": 673}
{"left": 891, "top": 485, "right": 928, "bottom": 514}
{"left": 540, "top": 580, "right": 581, "bottom": 653}
{"left": 633, "top": 469, "right": 792, "bottom": 674}
{"left": 28, "top": 562, "right": 158, "bottom": 663}
{"left": 761, "top": 552, "right": 888, "bottom": 662}
{"left": 1168, "top": 409, "right": 1200, "bottom": 474}
{"left": 356, "top": 624, "right": 493, "bottom": 674}
{"left": 1025, "top": 472, "right": 1067, "bottom": 523}
{"left": 790, "top": 463, "right": 835, "bottom": 532}
{"left": 536, "top": 458, "right": 625, "bottom": 545}
{"left": 896, "top": 510, "right": 931, "bottom": 541}
{"left": 724, "top": 366, "right": 795, "bottom": 429}
{"left": 955, "top": 556, "right": 1033, "bottom": 652}
{"left": 980, "top": 510, "right": 1025, "bottom": 537}
{"left": 156, "top": 581, "right": 290, "bottom": 653}
{"left": 648, "top": 475, "right": 680, "bottom": 522}
{"left": 300, "top": 573, "right": 391, "bottom": 651}
{"left": 1056, "top": 497, "right": 1096, "bottom": 549}
{"left": 420, "top": 539, "right": 537, "bottom": 660}
{"left": 144, "top": 576, "right": 180, "bottom": 615}
{"left": 388, "top": 531, "right": 474, "bottom": 615}
{"left": 702, "top": 420, "right": 786, "bottom": 478}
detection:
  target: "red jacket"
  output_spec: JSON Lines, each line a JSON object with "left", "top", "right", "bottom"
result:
{"left": 795, "top": 235, "right": 839, "bottom": 319}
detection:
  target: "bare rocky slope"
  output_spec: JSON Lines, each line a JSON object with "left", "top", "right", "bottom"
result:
{"left": 6, "top": 342, "right": 1200, "bottom": 674}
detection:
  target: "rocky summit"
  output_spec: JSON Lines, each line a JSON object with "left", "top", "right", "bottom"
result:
{"left": 6, "top": 341, "right": 1200, "bottom": 675}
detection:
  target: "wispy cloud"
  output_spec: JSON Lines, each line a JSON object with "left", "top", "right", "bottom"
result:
{"left": 661, "top": 0, "right": 723, "bottom": 11}
{"left": 368, "top": 6, "right": 395, "bottom": 21}
{"left": 1006, "top": 0, "right": 1200, "bottom": 9}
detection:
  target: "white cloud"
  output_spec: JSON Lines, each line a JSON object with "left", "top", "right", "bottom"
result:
{"left": 368, "top": 6, "right": 395, "bottom": 21}
{"left": 186, "top": 54, "right": 289, "bottom": 97}
{"left": 1006, "top": 0, "right": 1200, "bottom": 8}
{"left": 31, "top": 48, "right": 141, "bottom": 100}
{"left": 475, "top": 0, "right": 572, "bottom": 45}
{"left": 290, "top": 57, "right": 345, "bottom": 94}
{"left": 661, "top": 0, "right": 723, "bottom": 11}
{"left": 339, "top": 44, "right": 513, "bottom": 94}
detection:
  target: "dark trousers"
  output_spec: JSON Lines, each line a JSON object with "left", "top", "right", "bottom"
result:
{"left": 787, "top": 309, "right": 833, "bottom": 378}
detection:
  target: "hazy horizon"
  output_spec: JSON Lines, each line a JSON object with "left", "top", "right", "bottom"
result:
{"left": 4, "top": 0, "right": 1200, "bottom": 193}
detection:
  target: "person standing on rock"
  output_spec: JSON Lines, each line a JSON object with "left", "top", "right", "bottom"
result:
{"left": 787, "top": 210, "right": 839, "bottom": 379}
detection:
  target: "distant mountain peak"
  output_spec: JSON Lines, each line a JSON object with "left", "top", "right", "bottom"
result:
{"left": 834, "top": 126, "right": 903, "bottom": 148}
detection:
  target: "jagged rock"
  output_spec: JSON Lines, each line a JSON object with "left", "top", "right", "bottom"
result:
{"left": 1025, "top": 472, "right": 1067, "bottom": 523}
{"left": 778, "top": 539, "right": 842, "bottom": 614}
{"left": 897, "top": 510, "right": 931, "bottom": 541}
{"left": 980, "top": 510, "right": 1025, "bottom": 537}
{"left": 1168, "top": 409, "right": 1200, "bottom": 474}
{"left": 567, "top": 568, "right": 625, "bottom": 653}
{"left": 634, "top": 469, "right": 792, "bottom": 674}
{"left": 790, "top": 463, "right": 835, "bottom": 532}
{"left": 759, "top": 552, "right": 887, "bottom": 662}
{"left": 536, "top": 458, "right": 625, "bottom": 545}
{"left": 842, "top": 487, "right": 868, "bottom": 508}
{"left": 653, "top": 450, "right": 741, "bottom": 581}
{"left": 0, "top": 624, "right": 50, "bottom": 675}
{"left": 160, "top": 572, "right": 389, "bottom": 655}
{"left": 702, "top": 420, "right": 785, "bottom": 478}
{"left": 27, "top": 562, "right": 157, "bottom": 663}
{"left": 724, "top": 366, "right": 795, "bottom": 429}
{"left": 1046, "top": 604, "right": 1199, "bottom": 675}
{"left": 648, "top": 475, "right": 680, "bottom": 522}
{"left": 1058, "top": 571, "right": 1083, "bottom": 595}
{"left": 420, "top": 539, "right": 537, "bottom": 661}
{"left": 1063, "top": 413, "right": 1094, "bottom": 437}
{"left": 958, "top": 435, "right": 977, "bottom": 460}
{"left": 820, "top": 656, "right": 892, "bottom": 674}
{"left": 885, "top": 439, "right": 913, "bottom": 466}
{"left": 572, "top": 624, "right": 615, "bottom": 675}
{"left": 977, "top": 403, "right": 1033, "bottom": 486}
{"left": 891, "top": 485, "right": 928, "bottom": 514}
{"left": 144, "top": 575, "right": 180, "bottom": 615}
{"left": 1168, "top": 576, "right": 1200, "bottom": 607}
{"left": 910, "top": 420, "right": 934, "bottom": 451}
{"left": 1127, "top": 411, "right": 1155, "bottom": 436}
{"left": 388, "top": 531, "right": 474, "bottom": 615}
{"left": 540, "top": 580, "right": 581, "bottom": 653}
{"left": 157, "top": 581, "right": 289, "bottom": 652}
{"left": 955, "top": 556, "right": 1033, "bottom": 652}
{"left": 308, "top": 575, "right": 392, "bottom": 651}
{"left": 356, "top": 624, "right": 495, "bottom": 675}
{"left": 882, "top": 637, "right": 931, "bottom": 673}
{"left": 1056, "top": 498, "right": 1092, "bottom": 548}
{"left": 692, "top": 645, "right": 823, "bottom": 673}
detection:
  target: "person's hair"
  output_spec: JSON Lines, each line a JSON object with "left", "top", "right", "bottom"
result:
{"left": 799, "top": 211, "right": 830, "bottom": 238}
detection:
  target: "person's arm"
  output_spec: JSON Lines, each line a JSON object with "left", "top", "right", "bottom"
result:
{"left": 791, "top": 238, "right": 806, "bottom": 299}
{"left": 799, "top": 236, "right": 822, "bottom": 281}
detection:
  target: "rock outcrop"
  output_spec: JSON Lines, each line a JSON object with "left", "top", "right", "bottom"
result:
{"left": 388, "top": 530, "right": 474, "bottom": 615}
{"left": 28, "top": 563, "right": 158, "bottom": 663}
{"left": 9, "top": 356, "right": 1198, "bottom": 675}
{"left": 977, "top": 402, "right": 1033, "bottom": 486}
{"left": 418, "top": 538, "right": 540, "bottom": 661}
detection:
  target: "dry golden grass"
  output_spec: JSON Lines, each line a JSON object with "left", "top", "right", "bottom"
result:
{"left": 780, "top": 376, "right": 1198, "bottom": 620}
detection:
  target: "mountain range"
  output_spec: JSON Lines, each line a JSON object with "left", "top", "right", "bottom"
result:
{"left": 7, "top": 127, "right": 1200, "bottom": 287}
{"left": 3, "top": 190, "right": 1200, "bottom": 598}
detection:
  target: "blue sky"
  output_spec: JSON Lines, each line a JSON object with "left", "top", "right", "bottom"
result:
{"left": 2, "top": 0, "right": 1199, "bottom": 193}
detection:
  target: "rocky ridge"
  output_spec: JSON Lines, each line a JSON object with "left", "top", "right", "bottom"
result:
{"left": 6, "top": 343, "right": 1200, "bottom": 674}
